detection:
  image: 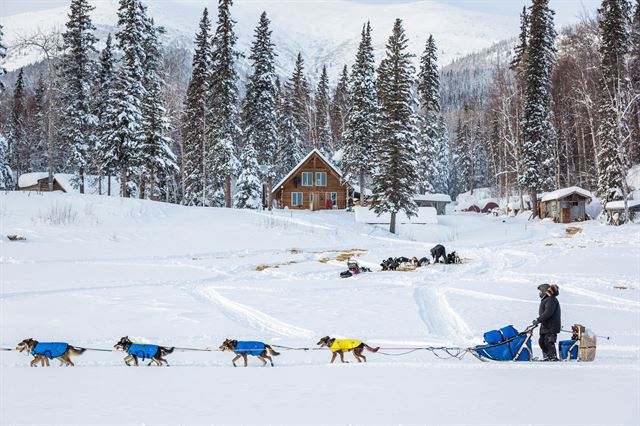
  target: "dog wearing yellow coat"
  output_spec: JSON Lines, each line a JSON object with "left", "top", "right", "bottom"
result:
{"left": 316, "top": 336, "right": 379, "bottom": 363}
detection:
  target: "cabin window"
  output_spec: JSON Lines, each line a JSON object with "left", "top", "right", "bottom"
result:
{"left": 326, "top": 192, "right": 337, "bottom": 206}
{"left": 301, "top": 172, "right": 313, "bottom": 186}
{"left": 291, "top": 192, "right": 304, "bottom": 206}
{"left": 316, "top": 171, "right": 327, "bottom": 186}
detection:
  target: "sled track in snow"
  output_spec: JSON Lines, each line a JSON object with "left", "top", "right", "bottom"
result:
{"left": 193, "top": 286, "right": 314, "bottom": 338}
{"left": 413, "top": 286, "right": 471, "bottom": 344}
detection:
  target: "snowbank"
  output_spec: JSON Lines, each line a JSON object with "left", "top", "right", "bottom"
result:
{"left": 354, "top": 206, "right": 437, "bottom": 224}
{"left": 455, "top": 188, "right": 494, "bottom": 211}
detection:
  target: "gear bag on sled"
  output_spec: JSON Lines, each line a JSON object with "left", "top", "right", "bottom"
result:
{"left": 472, "top": 325, "right": 533, "bottom": 361}
{"left": 559, "top": 324, "right": 596, "bottom": 362}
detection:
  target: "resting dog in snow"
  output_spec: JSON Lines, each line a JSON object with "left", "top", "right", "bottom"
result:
{"left": 114, "top": 336, "right": 174, "bottom": 366}
{"left": 316, "top": 336, "right": 379, "bottom": 363}
{"left": 16, "top": 338, "right": 86, "bottom": 367}
{"left": 431, "top": 244, "right": 448, "bottom": 264}
{"left": 219, "top": 339, "right": 280, "bottom": 367}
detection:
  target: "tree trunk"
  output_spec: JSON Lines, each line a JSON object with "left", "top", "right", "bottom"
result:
{"left": 120, "top": 171, "right": 127, "bottom": 197}
{"left": 359, "top": 169, "right": 365, "bottom": 205}
{"left": 267, "top": 176, "right": 273, "bottom": 211}
{"left": 139, "top": 176, "right": 146, "bottom": 199}
{"left": 389, "top": 211, "right": 397, "bottom": 234}
{"left": 530, "top": 191, "right": 538, "bottom": 220}
{"left": 79, "top": 169, "right": 85, "bottom": 194}
{"left": 225, "top": 174, "right": 231, "bottom": 208}
{"left": 107, "top": 174, "right": 111, "bottom": 196}
{"left": 150, "top": 168, "right": 156, "bottom": 199}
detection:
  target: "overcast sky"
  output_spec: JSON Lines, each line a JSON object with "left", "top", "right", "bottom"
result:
{"left": 1, "top": 0, "right": 602, "bottom": 25}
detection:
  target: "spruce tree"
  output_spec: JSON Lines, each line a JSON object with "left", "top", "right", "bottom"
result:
{"left": 209, "top": 0, "right": 240, "bottom": 208}
{"left": 0, "top": 24, "right": 6, "bottom": 93}
{"left": 59, "top": 0, "right": 98, "bottom": 193}
{"left": 287, "top": 53, "right": 313, "bottom": 149}
{"left": 372, "top": 19, "right": 419, "bottom": 234}
{"left": 433, "top": 116, "right": 450, "bottom": 194}
{"left": 242, "top": 11, "right": 278, "bottom": 208}
{"left": 8, "top": 69, "right": 27, "bottom": 188}
{"left": 342, "top": 22, "right": 377, "bottom": 203}
{"left": 276, "top": 79, "right": 304, "bottom": 180}
{"left": 182, "top": 8, "right": 213, "bottom": 206}
{"left": 103, "top": 0, "right": 147, "bottom": 197}
{"left": 330, "top": 65, "right": 350, "bottom": 152}
{"left": 417, "top": 34, "right": 441, "bottom": 194}
{"left": 140, "top": 17, "right": 177, "bottom": 200}
{"left": 314, "top": 65, "right": 333, "bottom": 154}
{"left": 95, "top": 33, "right": 116, "bottom": 195}
{"left": 233, "top": 140, "right": 261, "bottom": 209}
{"left": 518, "top": 0, "right": 557, "bottom": 217}
{"left": 596, "top": 0, "right": 631, "bottom": 203}
{"left": 454, "top": 117, "right": 473, "bottom": 193}
{"left": 511, "top": 6, "right": 530, "bottom": 79}
{"left": 630, "top": 0, "right": 640, "bottom": 163}
{"left": 0, "top": 135, "right": 12, "bottom": 189}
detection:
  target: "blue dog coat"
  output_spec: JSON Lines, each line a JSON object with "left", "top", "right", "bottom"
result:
{"left": 32, "top": 342, "right": 68, "bottom": 359}
{"left": 127, "top": 344, "right": 159, "bottom": 360}
{"left": 234, "top": 341, "right": 266, "bottom": 357}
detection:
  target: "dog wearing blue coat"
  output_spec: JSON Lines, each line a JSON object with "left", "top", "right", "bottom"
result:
{"left": 219, "top": 339, "right": 280, "bottom": 367}
{"left": 16, "top": 338, "right": 86, "bottom": 367}
{"left": 114, "top": 336, "right": 174, "bottom": 366}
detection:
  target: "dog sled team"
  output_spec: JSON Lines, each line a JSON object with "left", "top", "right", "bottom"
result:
{"left": 14, "top": 282, "right": 598, "bottom": 366}
{"left": 380, "top": 244, "right": 461, "bottom": 272}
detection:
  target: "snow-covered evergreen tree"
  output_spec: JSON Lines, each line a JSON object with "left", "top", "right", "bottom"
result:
{"left": 182, "top": 8, "right": 213, "bottom": 206}
{"left": 314, "top": 65, "right": 333, "bottom": 155}
{"left": 518, "top": 0, "right": 557, "bottom": 216}
{"left": 0, "top": 135, "right": 12, "bottom": 189}
{"left": 242, "top": 11, "right": 278, "bottom": 208}
{"left": 330, "top": 65, "right": 350, "bottom": 151}
{"left": 139, "top": 17, "right": 177, "bottom": 200}
{"left": 103, "top": 0, "right": 147, "bottom": 197}
{"left": 233, "top": 139, "right": 261, "bottom": 209}
{"left": 511, "top": 6, "right": 530, "bottom": 79}
{"left": 453, "top": 117, "right": 473, "bottom": 193}
{"left": 7, "top": 69, "right": 27, "bottom": 188}
{"left": 276, "top": 79, "right": 304, "bottom": 180}
{"left": 342, "top": 22, "right": 377, "bottom": 203}
{"left": 0, "top": 24, "right": 7, "bottom": 93}
{"left": 433, "top": 116, "right": 450, "bottom": 194}
{"left": 287, "top": 52, "right": 313, "bottom": 149}
{"left": 596, "top": 0, "right": 631, "bottom": 203}
{"left": 95, "top": 33, "right": 116, "bottom": 195}
{"left": 417, "top": 34, "right": 441, "bottom": 194}
{"left": 209, "top": 0, "right": 240, "bottom": 207}
{"left": 372, "top": 19, "right": 419, "bottom": 234}
{"left": 59, "top": 0, "right": 98, "bottom": 193}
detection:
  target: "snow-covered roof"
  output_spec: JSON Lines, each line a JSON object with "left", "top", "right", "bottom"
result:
{"left": 17, "top": 172, "right": 50, "bottom": 188}
{"left": 414, "top": 193, "right": 452, "bottom": 203}
{"left": 540, "top": 186, "right": 593, "bottom": 202}
{"left": 351, "top": 184, "right": 372, "bottom": 196}
{"left": 273, "top": 149, "right": 344, "bottom": 193}
{"left": 605, "top": 199, "right": 640, "bottom": 210}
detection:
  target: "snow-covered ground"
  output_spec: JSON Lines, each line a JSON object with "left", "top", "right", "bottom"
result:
{"left": 1, "top": 192, "right": 639, "bottom": 424}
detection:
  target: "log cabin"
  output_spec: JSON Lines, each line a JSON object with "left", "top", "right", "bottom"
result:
{"left": 272, "top": 149, "right": 353, "bottom": 210}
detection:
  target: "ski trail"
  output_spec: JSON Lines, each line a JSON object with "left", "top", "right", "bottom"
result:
{"left": 195, "top": 286, "right": 314, "bottom": 338}
{"left": 413, "top": 286, "right": 471, "bottom": 344}
{"left": 561, "top": 285, "right": 640, "bottom": 309}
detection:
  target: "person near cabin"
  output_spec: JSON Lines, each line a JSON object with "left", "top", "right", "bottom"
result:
{"left": 532, "top": 283, "right": 561, "bottom": 361}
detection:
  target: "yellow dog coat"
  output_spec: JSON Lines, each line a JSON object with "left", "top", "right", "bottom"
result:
{"left": 330, "top": 339, "right": 362, "bottom": 352}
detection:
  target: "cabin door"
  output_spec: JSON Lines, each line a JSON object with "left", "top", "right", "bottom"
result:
{"left": 560, "top": 208, "right": 571, "bottom": 223}
{"left": 311, "top": 193, "right": 321, "bottom": 211}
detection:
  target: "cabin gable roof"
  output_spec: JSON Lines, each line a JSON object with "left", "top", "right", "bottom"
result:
{"left": 273, "top": 149, "right": 344, "bottom": 193}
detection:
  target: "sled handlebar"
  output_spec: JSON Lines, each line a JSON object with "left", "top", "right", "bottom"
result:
{"left": 561, "top": 328, "right": 610, "bottom": 340}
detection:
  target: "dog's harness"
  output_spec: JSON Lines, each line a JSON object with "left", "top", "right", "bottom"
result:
{"left": 330, "top": 339, "right": 362, "bottom": 353}
{"left": 234, "top": 341, "right": 266, "bottom": 357}
{"left": 127, "top": 344, "right": 159, "bottom": 360}
{"left": 32, "top": 342, "right": 69, "bottom": 359}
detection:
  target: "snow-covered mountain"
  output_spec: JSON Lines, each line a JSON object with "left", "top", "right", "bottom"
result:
{"left": 0, "top": 0, "right": 518, "bottom": 81}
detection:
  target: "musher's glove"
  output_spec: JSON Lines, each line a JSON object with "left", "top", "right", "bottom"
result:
{"left": 532, "top": 320, "right": 539, "bottom": 326}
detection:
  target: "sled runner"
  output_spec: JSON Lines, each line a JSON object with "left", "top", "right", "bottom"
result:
{"left": 471, "top": 325, "right": 534, "bottom": 362}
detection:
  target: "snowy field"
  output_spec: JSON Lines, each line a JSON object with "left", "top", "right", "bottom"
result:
{"left": 1, "top": 192, "right": 639, "bottom": 425}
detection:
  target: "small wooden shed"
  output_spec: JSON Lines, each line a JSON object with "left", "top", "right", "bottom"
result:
{"left": 414, "top": 193, "right": 451, "bottom": 215}
{"left": 538, "top": 186, "right": 593, "bottom": 223}
{"left": 604, "top": 199, "right": 640, "bottom": 224}
{"left": 272, "top": 149, "right": 352, "bottom": 210}
{"left": 18, "top": 173, "right": 68, "bottom": 192}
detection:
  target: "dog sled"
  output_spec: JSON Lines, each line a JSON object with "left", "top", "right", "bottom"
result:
{"left": 558, "top": 324, "right": 597, "bottom": 362}
{"left": 470, "top": 325, "right": 534, "bottom": 362}
{"left": 340, "top": 260, "right": 371, "bottom": 278}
